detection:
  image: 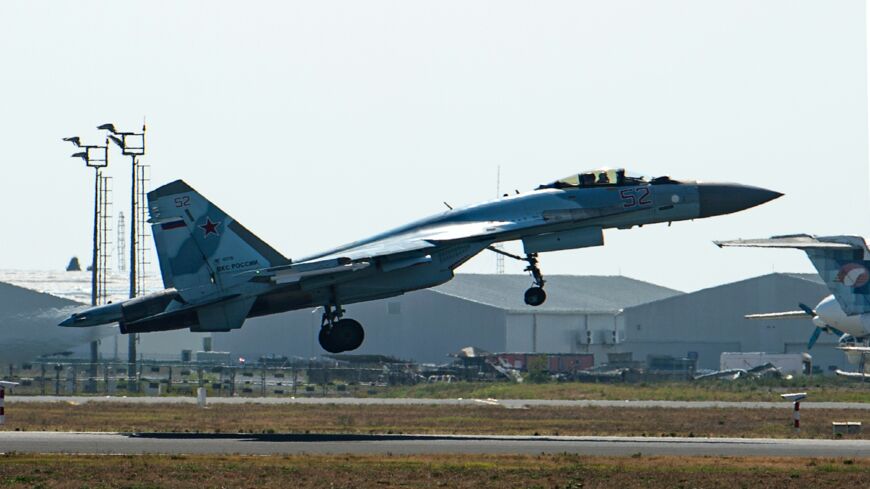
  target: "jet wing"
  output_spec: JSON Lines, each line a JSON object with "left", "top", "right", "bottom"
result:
{"left": 299, "top": 219, "right": 533, "bottom": 263}
{"left": 715, "top": 235, "right": 857, "bottom": 250}
{"left": 745, "top": 311, "right": 811, "bottom": 320}
{"left": 295, "top": 196, "right": 642, "bottom": 267}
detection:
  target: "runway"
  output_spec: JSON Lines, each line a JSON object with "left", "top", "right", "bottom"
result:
{"left": 1, "top": 432, "right": 868, "bottom": 457}
{"left": 9, "top": 395, "right": 870, "bottom": 410}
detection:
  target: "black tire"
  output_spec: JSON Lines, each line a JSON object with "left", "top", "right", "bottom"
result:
{"left": 524, "top": 287, "right": 547, "bottom": 307}
{"left": 318, "top": 328, "right": 344, "bottom": 353}
{"left": 319, "top": 319, "right": 365, "bottom": 353}
{"left": 334, "top": 318, "right": 365, "bottom": 351}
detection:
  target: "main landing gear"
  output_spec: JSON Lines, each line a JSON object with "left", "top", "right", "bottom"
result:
{"left": 318, "top": 304, "right": 365, "bottom": 354}
{"left": 487, "top": 246, "right": 548, "bottom": 307}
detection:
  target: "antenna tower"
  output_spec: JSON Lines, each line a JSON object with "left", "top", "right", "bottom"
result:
{"left": 117, "top": 212, "right": 126, "bottom": 272}
{"left": 135, "top": 163, "right": 151, "bottom": 294}
{"left": 495, "top": 166, "right": 505, "bottom": 274}
{"left": 97, "top": 175, "right": 113, "bottom": 303}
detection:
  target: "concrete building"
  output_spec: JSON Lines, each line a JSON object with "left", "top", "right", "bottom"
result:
{"left": 0, "top": 270, "right": 849, "bottom": 373}
{"left": 213, "top": 274, "right": 681, "bottom": 363}
{"left": 618, "top": 273, "right": 845, "bottom": 372}
{"left": 0, "top": 270, "right": 207, "bottom": 363}
{"left": 0, "top": 281, "right": 112, "bottom": 364}
{"left": 213, "top": 272, "right": 849, "bottom": 373}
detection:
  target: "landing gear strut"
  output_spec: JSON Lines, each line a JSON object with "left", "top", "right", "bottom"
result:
{"left": 522, "top": 253, "right": 547, "bottom": 306}
{"left": 486, "top": 246, "right": 547, "bottom": 307}
{"left": 318, "top": 304, "right": 365, "bottom": 353}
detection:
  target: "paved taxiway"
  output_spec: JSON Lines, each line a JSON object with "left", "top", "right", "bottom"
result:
{"left": 1, "top": 432, "right": 868, "bottom": 457}
{"left": 9, "top": 396, "right": 870, "bottom": 410}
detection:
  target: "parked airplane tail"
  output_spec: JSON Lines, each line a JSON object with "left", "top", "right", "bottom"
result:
{"left": 147, "top": 180, "right": 290, "bottom": 293}
{"left": 716, "top": 234, "right": 870, "bottom": 315}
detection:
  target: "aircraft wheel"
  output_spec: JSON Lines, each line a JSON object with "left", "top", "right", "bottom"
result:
{"left": 334, "top": 318, "right": 365, "bottom": 351}
{"left": 319, "top": 319, "right": 365, "bottom": 353}
{"left": 524, "top": 287, "right": 547, "bottom": 307}
{"left": 318, "top": 328, "right": 344, "bottom": 354}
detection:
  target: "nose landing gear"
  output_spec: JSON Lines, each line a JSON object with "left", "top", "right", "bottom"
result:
{"left": 318, "top": 304, "right": 365, "bottom": 353}
{"left": 486, "top": 246, "right": 548, "bottom": 307}
{"left": 524, "top": 285, "right": 547, "bottom": 307}
{"left": 522, "top": 253, "right": 547, "bottom": 306}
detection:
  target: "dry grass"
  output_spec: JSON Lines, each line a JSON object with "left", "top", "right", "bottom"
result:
{"left": 0, "top": 453, "right": 867, "bottom": 488}
{"left": 371, "top": 379, "right": 870, "bottom": 402}
{"left": 3, "top": 402, "right": 870, "bottom": 439}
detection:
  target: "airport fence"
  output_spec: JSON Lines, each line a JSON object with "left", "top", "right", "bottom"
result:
{"left": 0, "top": 360, "right": 421, "bottom": 397}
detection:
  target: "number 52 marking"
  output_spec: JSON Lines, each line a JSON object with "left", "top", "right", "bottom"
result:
{"left": 620, "top": 188, "right": 652, "bottom": 208}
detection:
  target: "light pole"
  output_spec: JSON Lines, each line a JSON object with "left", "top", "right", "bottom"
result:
{"left": 99, "top": 123, "right": 146, "bottom": 390}
{"left": 64, "top": 136, "right": 109, "bottom": 393}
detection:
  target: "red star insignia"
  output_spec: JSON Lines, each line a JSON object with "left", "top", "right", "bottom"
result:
{"left": 200, "top": 217, "right": 221, "bottom": 237}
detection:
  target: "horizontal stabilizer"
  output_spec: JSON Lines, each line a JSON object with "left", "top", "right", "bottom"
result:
{"left": 835, "top": 369, "right": 870, "bottom": 379}
{"left": 744, "top": 311, "right": 811, "bottom": 320}
{"left": 836, "top": 346, "right": 870, "bottom": 352}
{"left": 194, "top": 296, "right": 256, "bottom": 332}
{"left": 715, "top": 235, "right": 857, "bottom": 250}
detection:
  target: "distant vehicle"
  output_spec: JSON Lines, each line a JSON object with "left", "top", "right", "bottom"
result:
{"left": 717, "top": 234, "right": 870, "bottom": 376}
{"left": 60, "top": 168, "right": 780, "bottom": 354}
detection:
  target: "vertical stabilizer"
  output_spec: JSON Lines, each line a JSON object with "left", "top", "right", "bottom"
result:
{"left": 717, "top": 234, "right": 870, "bottom": 315}
{"left": 802, "top": 236, "right": 870, "bottom": 315}
{"left": 147, "top": 180, "right": 290, "bottom": 298}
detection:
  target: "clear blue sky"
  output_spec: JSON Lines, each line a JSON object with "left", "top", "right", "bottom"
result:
{"left": 1, "top": 1, "right": 867, "bottom": 292}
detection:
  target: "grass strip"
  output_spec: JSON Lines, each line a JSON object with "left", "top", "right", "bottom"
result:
{"left": 3, "top": 402, "right": 870, "bottom": 439}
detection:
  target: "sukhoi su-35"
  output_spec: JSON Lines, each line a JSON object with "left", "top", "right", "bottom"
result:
{"left": 61, "top": 168, "right": 781, "bottom": 353}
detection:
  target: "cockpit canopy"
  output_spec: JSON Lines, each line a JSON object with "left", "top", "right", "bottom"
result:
{"left": 538, "top": 168, "right": 679, "bottom": 190}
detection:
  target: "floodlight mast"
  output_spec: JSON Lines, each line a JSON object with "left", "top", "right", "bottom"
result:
{"left": 64, "top": 138, "right": 108, "bottom": 307}
{"left": 64, "top": 137, "right": 109, "bottom": 393}
{"left": 101, "top": 123, "right": 146, "bottom": 390}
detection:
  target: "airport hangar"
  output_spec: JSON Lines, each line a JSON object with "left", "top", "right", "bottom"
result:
{"left": 211, "top": 272, "right": 849, "bottom": 373}
{"left": 0, "top": 281, "right": 113, "bottom": 365}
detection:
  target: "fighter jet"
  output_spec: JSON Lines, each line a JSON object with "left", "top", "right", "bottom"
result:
{"left": 61, "top": 168, "right": 780, "bottom": 353}
{"left": 716, "top": 234, "right": 870, "bottom": 372}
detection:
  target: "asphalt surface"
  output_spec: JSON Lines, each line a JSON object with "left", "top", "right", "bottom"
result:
{"left": 0, "top": 431, "right": 868, "bottom": 457}
{"left": 8, "top": 395, "right": 870, "bottom": 410}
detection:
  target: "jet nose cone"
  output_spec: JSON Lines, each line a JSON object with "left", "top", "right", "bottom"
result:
{"left": 58, "top": 315, "right": 77, "bottom": 327}
{"left": 697, "top": 183, "right": 783, "bottom": 218}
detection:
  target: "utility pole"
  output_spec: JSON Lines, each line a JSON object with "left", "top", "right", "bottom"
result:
{"left": 100, "top": 122, "right": 147, "bottom": 392}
